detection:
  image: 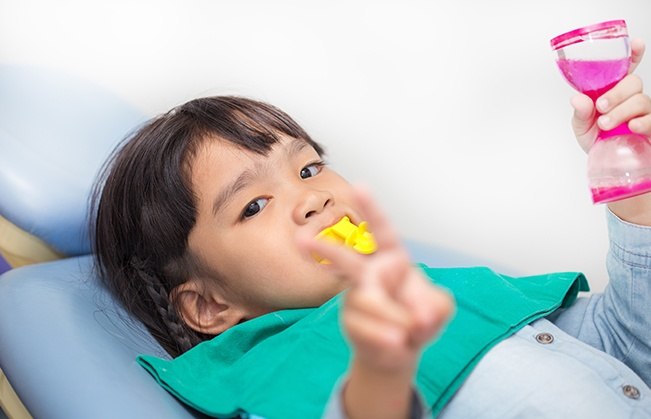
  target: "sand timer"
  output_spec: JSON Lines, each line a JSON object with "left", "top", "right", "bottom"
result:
{"left": 551, "top": 19, "right": 651, "bottom": 204}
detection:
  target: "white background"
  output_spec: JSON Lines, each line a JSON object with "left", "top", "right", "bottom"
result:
{"left": 2, "top": 0, "right": 650, "bottom": 291}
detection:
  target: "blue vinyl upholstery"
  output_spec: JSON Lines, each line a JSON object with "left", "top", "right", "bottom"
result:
{"left": 0, "top": 65, "right": 145, "bottom": 255}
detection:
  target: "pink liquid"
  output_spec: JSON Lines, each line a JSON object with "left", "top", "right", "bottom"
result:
{"left": 591, "top": 179, "right": 651, "bottom": 204}
{"left": 556, "top": 58, "right": 629, "bottom": 100}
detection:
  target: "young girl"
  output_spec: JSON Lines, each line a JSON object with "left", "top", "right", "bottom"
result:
{"left": 93, "top": 41, "right": 651, "bottom": 418}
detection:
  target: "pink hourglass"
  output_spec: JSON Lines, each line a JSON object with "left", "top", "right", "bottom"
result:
{"left": 551, "top": 19, "right": 651, "bottom": 204}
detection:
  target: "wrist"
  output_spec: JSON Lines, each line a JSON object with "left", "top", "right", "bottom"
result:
{"left": 343, "top": 359, "right": 417, "bottom": 419}
{"left": 350, "top": 356, "right": 417, "bottom": 384}
{"left": 607, "top": 192, "right": 651, "bottom": 226}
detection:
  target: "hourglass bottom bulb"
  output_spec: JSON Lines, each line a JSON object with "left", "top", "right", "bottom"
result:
{"left": 591, "top": 180, "right": 651, "bottom": 204}
{"left": 588, "top": 134, "right": 651, "bottom": 204}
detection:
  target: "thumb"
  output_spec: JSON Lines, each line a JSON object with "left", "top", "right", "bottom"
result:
{"left": 570, "top": 93, "right": 595, "bottom": 134}
{"left": 570, "top": 94, "right": 598, "bottom": 152}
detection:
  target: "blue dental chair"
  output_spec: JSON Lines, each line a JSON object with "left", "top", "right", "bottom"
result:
{"left": 0, "top": 66, "right": 490, "bottom": 419}
{"left": 0, "top": 65, "right": 204, "bottom": 419}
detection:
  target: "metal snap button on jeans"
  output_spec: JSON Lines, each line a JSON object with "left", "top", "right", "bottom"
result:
{"left": 623, "top": 385, "right": 640, "bottom": 400}
{"left": 535, "top": 332, "right": 554, "bottom": 344}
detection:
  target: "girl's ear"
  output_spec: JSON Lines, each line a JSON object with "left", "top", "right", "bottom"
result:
{"left": 171, "top": 279, "right": 246, "bottom": 335}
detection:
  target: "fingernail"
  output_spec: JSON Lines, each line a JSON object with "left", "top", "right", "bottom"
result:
{"left": 596, "top": 98, "right": 609, "bottom": 112}
{"left": 598, "top": 115, "right": 612, "bottom": 130}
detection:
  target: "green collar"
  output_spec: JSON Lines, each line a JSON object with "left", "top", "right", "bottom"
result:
{"left": 138, "top": 266, "right": 588, "bottom": 418}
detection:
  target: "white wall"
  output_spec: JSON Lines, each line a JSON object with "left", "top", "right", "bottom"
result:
{"left": 2, "top": 0, "right": 650, "bottom": 291}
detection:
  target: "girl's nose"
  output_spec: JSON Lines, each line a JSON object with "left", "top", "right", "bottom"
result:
{"left": 293, "top": 188, "right": 334, "bottom": 224}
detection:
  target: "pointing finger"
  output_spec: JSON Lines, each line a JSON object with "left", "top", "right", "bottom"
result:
{"left": 352, "top": 185, "right": 402, "bottom": 251}
{"left": 297, "top": 230, "right": 366, "bottom": 282}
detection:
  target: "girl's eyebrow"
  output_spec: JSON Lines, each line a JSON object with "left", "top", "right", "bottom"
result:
{"left": 211, "top": 139, "right": 309, "bottom": 216}
{"left": 212, "top": 169, "right": 255, "bottom": 216}
{"left": 287, "top": 138, "right": 308, "bottom": 156}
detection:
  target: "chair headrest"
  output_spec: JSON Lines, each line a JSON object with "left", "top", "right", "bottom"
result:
{"left": 0, "top": 65, "right": 146, "bottom": 255}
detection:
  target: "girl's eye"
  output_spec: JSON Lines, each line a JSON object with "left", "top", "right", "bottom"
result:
{"left": 300, "top": 162, "right": 324, "bottom": 179}
{"left": 242, "top": 197, "right": 269, "bottom": 219}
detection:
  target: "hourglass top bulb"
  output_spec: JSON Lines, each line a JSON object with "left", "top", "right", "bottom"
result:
{"left": 550, "top": 19, "right": 630, "bottom": 101}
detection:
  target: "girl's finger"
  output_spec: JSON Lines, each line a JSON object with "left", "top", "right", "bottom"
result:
{"left": 405, "top": 283, "right": 455, "bottom": 346}
{"left": 352, "top": 185, "right": 402, "bottom": 251}
{"left": 571, "top": 93, "right": 596, "bottom": 132}
{"left": 297, "top": 230, "right": 366, "bottom": 281}
{"left": 629, "top": 38, "right": 646, "bottom": 74}
{"left": 371, "top": 252, "right": 412, "bottom": 296}
{"left": 596, "top": 74, "right": 643, "bottom": 114}
{"left": 570, "top": 94, "right": 598, "bottom": 152}
{"left": 344, "top": 308, "right": 408, "bottom": 350}
{"left": 630, "top": 113, "right": 651, "bottom": 137}
{"left": 598, "top": 93, "right": 651, "bottom": 131}
{"left": 346, "top": 283, "right": 411, "bottom": 330}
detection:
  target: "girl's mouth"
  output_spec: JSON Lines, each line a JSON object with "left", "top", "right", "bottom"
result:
{"left": 314, "top": 216, "right": 377, "bottom": 264}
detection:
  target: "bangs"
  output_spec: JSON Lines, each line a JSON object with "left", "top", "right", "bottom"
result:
{"left": 179, "top": 96, "right": 324, "bottom": 157}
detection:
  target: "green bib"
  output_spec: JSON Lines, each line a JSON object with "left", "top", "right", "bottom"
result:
{"left": 138, "top": 266, "right": 588, "bottom": 418}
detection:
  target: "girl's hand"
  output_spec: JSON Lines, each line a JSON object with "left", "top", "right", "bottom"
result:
{"left": 568, "top": 38, "right": 651, "bottom": 225}
{"left": 300, "top": 186, "right": 454, "bottom": 373}
{"left": 571, "top": 38, "right": 651, "bottom": 153}
{"left": 299, "top": 186, "right": 454, "bottom": 419}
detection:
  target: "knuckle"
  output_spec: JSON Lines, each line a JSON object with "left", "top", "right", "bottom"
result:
{"left": 630, "top": 74, "right": 643, "bottom": 91}
{"left": 643, "top": 94, "right": 651, "bottom": 110}
{"left": 436, "top": 288, "right": 456, "bottom": 317}
{"left": 638, "top": 115, "right": 651, "bottom": 131}
{"left": 344, "top": 289, "right": 366, "bottom": 309}
{"left": 391, "top": 248, "right": 411, "bottom": 268}
{"left": 636, "top": 94, "right": 651, "bottom": 111}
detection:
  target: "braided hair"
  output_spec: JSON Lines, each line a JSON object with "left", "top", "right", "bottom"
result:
{"left": 130, "top": 257, "right": 202, "bottom": 354}
{"left": 92, "top": 96, "right": 324, "bottom": 357}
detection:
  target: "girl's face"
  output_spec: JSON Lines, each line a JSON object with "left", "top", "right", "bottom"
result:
{"left": 187, "top": 135, "right": 361, "bottom": 319}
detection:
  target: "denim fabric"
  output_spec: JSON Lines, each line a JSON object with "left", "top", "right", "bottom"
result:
{"left": 548, "top": 210, "right": 651, "bottom": 386}
{"left": 324, "top": 210, "right": 651, "bottom": 418}
{"left": 438, "top": 319, "right": 651, "bottom": 418}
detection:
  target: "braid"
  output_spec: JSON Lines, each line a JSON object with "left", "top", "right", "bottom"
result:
{"left": 130, "top": 258, "right": 200, "bottom": 355}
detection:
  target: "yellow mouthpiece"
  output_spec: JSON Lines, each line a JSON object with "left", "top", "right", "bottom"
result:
{"left": 315, "top": 216, "right": 377, "bottom": 263}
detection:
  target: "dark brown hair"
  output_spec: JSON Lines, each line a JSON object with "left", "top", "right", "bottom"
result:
{"left": 92, "top": 96, "right": 324, "bottom": 357}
